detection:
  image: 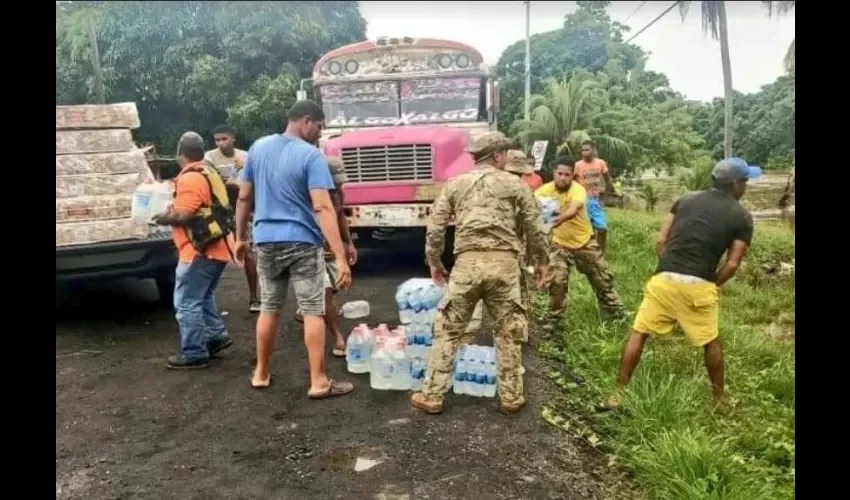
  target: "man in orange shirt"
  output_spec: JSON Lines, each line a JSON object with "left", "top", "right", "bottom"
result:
{"left": 154, "top": 132, "right": 233, "bottom": 370}
{"left": 574, "top": 140, "right": 614, "bottom": 254}
{"left": 521, "top": 157, "right": 543, "bottom": 190}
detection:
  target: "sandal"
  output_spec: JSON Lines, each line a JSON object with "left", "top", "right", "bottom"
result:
{"left": 308, "top": 378, "right": 354, "bottom": 399}
{"left": 332, "top": 346, "right": 346, "bottom": 358}
{"left": 250, "top": 371, "right": 272, "bottom": 390}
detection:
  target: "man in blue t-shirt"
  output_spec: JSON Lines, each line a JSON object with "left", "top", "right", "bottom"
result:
{"left": 234, "top": 100, "right": 353, "bottom": 399}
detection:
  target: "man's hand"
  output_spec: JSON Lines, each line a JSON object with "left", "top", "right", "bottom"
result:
{"left": 234, "top": 239, "right": 250, "bottom": 266}
{"left": 152, "top": 209, "right": 172, "bottom": 226}
{"left": 534, "top": 265, "right": 549, "bottom": 289}
{"left": 345, "top": 242, "right": 358, "bottom": 266}
{"left": 334, "top": 258, "right": 353, "bottom": 290}
{"left": 430, "top": 263, "right": 449, "bottom": 286}
{"left": 552, "top": 213, "right": 568, "bottom": 228}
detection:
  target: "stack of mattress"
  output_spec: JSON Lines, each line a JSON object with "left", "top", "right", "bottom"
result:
{"left": 56, "top": 103, "right": 153, "bottom": 246}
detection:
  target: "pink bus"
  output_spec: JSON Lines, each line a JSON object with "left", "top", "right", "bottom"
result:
{"left": 308, "top": 37, "right": 500, "bottom": 248}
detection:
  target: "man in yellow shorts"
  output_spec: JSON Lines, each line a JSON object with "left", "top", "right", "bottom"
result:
{"left": 607, "top": 158, "right": 760, "bottom": 408}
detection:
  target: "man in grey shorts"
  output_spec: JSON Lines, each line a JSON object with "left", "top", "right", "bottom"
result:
{"left": 295, "top": 155, "right": 357, "bottom": 358}
{"left": 234, "top": 100, "right": 353, "bottom": 398}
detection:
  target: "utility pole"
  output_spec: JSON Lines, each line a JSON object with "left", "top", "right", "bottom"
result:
{"left": 88, "top": 19, "right": 105, "bottom": 104}
{"left": 524, "top": 0, "right": 531, "bottom": 120}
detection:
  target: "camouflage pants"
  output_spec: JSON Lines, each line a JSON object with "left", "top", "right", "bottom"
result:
{"left": 547, "top": 237, "right": 624, "bottom": 320}
{"left": 422, "top": 251, "right": 526, "bottom": 407}
{"left": 463, "top": 260, "right": 532, "bottom": 344}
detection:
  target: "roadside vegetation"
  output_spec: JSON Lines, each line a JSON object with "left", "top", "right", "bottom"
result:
{"left": 537, "top": 209, "right": 795, "bottom": 500}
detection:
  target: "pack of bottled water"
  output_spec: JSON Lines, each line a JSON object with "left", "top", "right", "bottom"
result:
{"left": 452, "top": 345, "right": 498, "bottom": 398}
{"left": 395, "top": 278, "right": 442, "bottom": 327}
{"left": 369, "top": 326, "right": 412, "bottom": 391}
{"left": 538, "top": 197, "right": 560, "bottom": 224}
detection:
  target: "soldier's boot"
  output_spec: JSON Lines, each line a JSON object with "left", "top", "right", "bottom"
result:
{"left": 411, "top": 392, "right": 443, "bottom": 415}
{"left": 499, "top": 398, "right": 526, "bottom": 415}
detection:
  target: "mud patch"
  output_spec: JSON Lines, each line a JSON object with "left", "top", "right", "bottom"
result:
{"left": 321, "top": 446, "right": 385, "bottom": 472}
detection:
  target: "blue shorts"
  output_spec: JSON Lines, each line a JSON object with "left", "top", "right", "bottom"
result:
{"left": 586, "top": 198, "right": 608, "bottom": 230}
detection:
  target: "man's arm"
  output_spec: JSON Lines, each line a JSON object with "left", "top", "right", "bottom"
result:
{"left": 552, "top": 199, "right": 584, "bottom": 227}
{"left": 306, "top": 151, "right": 346, "bottom": 262}
{"left": 332, "top": 189, "right": 357, "bottom": 264}
{"left": 656, "top": 213, "right": 676, "bottom": 257}
{"left": 235, "top": 151, "right": 256, "bottom": 242}
{"left": 155, "top": 174, "right": 202, "bottom": 226}
{"left": 310, "top": 189, "right": 346, "bottom": 260}
{"left": 601, "top": 160, "right": 613, "bottom": 195}
{"left": 425, "top": 184, "right": 453, "bottom": 270}
{"left": 716, "top": 214, "right": 754, "bottom": 287}
{"left": 518, "top": 186, "right": 549, "bottom": 268}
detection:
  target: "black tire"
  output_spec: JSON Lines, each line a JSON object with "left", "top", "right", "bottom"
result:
{"left": 155, "top": 269, "right": 176, "bottom": 308}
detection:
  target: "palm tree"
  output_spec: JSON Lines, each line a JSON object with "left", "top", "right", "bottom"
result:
{"left": 510, "top": 75, "right": 631, "bottom": 168}
{"left": 762, "top": 1, "right": 795, "bottom": 75}
{"left": 678, "top": 1, "right": 734, "bottom": 158}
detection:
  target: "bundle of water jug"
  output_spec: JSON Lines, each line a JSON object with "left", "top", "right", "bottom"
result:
{"left": 538, "top": 197, "right": 560, "bottom": 224}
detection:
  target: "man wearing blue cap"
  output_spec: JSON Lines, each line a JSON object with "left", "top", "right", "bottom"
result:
{"left": 606, "top": 157, "right": 760, "bottom": 409}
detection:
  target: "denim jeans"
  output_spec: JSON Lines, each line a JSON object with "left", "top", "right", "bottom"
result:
{"left": 173, "top": 255, "right": 229, "bottom": 360}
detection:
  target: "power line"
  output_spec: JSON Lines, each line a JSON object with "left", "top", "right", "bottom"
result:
{"left": 623, "top": 1, "right": 648, "bottom": 24}
{"left": 625, "top": 1, "right": 681, "bottom": 44}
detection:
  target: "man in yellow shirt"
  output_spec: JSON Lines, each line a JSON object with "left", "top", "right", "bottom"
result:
{"left": 535, "top": 156, "right": 625, "bottom": 328}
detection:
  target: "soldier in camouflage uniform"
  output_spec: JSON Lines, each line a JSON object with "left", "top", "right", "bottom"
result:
{"left": 411, "top": 133, "right": 549, "bottom": 415}
{"left": 463, "top": 150, "right": 539, "bottom": 347}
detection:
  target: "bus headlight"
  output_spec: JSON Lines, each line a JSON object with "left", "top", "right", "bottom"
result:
{"left": 456, "top": 54, "right": 470, "bottom": 68}
{"left": 437, "top": 54, "right": 453, "bottom": 69}
{"left": 345, "top": 60, "right": 359, "bottom": 74}
{"left": 328, "top": 61, "right": 342, "bottom": 75}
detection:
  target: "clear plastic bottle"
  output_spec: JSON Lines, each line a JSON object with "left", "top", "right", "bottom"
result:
{"left": 453, "top": 345, "right": 468, "bottom": 395}
{"left": 483, "top": 347, "right": 497, "bottom": 398}
{"left": 345, "top": 324, "right": 372, "bottom": 374}
{"left": 396, "top": 284, "right": 412, "bottom": 324}
{"left": 341, "top": 300, "right": 370, "bottom": 319}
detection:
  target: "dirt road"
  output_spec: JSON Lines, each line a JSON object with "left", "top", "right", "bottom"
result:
{"left": 56, "top": 247, "right": 620, "bottom": 500}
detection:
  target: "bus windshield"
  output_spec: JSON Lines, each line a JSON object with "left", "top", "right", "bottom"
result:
{"left": 320, "top": 77, "right": 482, "bottom": 127}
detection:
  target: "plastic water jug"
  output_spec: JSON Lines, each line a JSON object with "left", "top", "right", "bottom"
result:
{"left": 341, "top": 300, "right": 370, "bottom": 319}
{"left": 148, "top": 181, "right": 174, "bottom": 217}
{"left": 369, "top": 335, "right": 408, "bottom": 391}
{"left": 131, "top": 182, "right": 156, "bottom": 224}
{"left": 345, "top": 324, "right": 372, "bottom": 374}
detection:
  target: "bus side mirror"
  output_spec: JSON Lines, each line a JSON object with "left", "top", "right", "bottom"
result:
{"left": 296, "top": 90, "right": 307, "bottom": 101}
{"left": 490, "top": 80, "right": 500, "bottom": 113}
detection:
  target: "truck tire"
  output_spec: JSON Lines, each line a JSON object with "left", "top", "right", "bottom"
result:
{"left": 155, "top": 269, "right": 176, "bottom": 308}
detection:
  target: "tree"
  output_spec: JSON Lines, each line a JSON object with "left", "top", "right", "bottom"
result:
{"left": 679, "top": 1, "right": 735, "bottom": 158}
{"left": 496, "top": 1, "right": 645, "bottom": 135}
{"left": 55, "top": 1, "right": 367, "bottom": 150}
{"left": 762, "top": 1, "right": 795, "bottom": 75}
{"left": 510, "top": 75, "right": 631, "bottom": 174}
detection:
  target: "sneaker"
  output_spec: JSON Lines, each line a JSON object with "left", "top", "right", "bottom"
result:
{"left": 411, "top": 392, "right": 443, "bottom": 414}
{"left": 167, "top": 355, "right": 209, "bottom": 370}
{"left": 249, "top": 300, "right": 261, "bottom": 313}
{"left": 208, "top": 337, "right": 233, "bottom": 357}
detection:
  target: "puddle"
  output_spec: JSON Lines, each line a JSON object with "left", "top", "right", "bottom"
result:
{"left": 321, "top": 446, "right": 384, "bottom": 472}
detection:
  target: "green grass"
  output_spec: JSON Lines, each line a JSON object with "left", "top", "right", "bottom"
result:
{"left": 537, "top": 208, "right": 795, "bottom": 500}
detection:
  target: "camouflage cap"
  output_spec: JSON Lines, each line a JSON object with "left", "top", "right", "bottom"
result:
{"left": 464, "top": 131, "right": 514, "bottom": 156}
{"left": 326, "top": 156, "right": 348, "bottom": 186}
{"left": 505, "top": 150, "right": 533, "bottom": 175}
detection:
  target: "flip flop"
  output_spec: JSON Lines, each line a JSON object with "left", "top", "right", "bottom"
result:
{"left": 308, "top": 378, "right": 354, "bottom": 399}
{"left": 332, "top": 347, "right": 346, "bottom": 358}
{"left": 250, "top": 371, "right": 272, "bottom": 390}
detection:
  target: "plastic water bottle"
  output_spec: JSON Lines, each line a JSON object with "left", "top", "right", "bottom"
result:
{"left": 410, "top": 357, "right": 425, "bottom": 391}
{"left": 369, "top": 340, "right": 393, "bottom": 390}
{"left": 396, "top": 285, "right": 412, "bottom": 324}
{"left": 345, "top": 324, "right": 371, "bottom": 374}
{"left": 341, "top": 300, "right": 370, "bottom": 319}
{"left": 483, "top": 347, "right": 497, "bottom": 398}
{"left": 453, "top": 346, "right": 468, "bottom": 395}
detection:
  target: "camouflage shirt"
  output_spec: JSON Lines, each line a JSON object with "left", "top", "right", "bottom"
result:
{"left": 426, "top": 160, "right": 549, "bottom": 268}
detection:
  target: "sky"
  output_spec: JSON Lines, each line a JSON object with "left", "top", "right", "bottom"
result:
{"left": 358, "top": 1, "right": 795, "bottom": 102}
